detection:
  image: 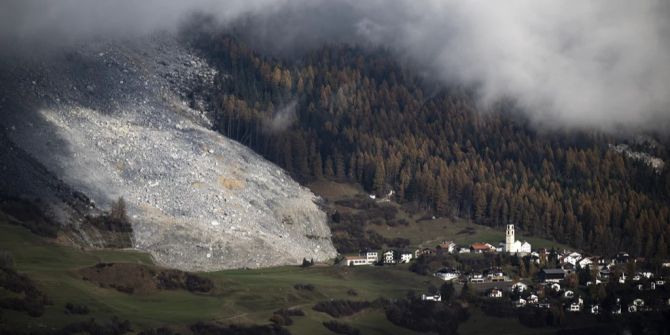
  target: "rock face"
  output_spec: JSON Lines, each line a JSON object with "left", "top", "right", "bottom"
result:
{"left": 0, "top": 34, "right": 336, "bottom": 271}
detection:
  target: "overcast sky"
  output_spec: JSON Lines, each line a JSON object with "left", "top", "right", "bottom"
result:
{"left": 2, "top": 0, "right": 669, "bottom": 133}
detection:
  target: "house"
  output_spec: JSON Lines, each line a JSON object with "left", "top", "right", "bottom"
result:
{"left": 656, "top": 280, "right": 665, "bottom": 286}
{"left": 400, "top": 252, "right": 413, "bottom": 264}
{"left": 530, "top": 252, "right": 541, "bottom": 265}
{"left": 578, "top": 257, "right": 594, "bottom": 268}
{"left": 511, "top": 282, "right": 528, "bottom": 292}
{"left": 438, "top": 241, "right": 457, "bottom": 253}
{"left": 345, "top": 256, "right": 368, "bottom": 266}
{"left": 434, "top": 268, "right": 460, "bottom": 281}
{"left": 564, "top": 290, "right": 575, "bottom": 298}
{"left": 488, "top": 288, "right": 503, "bottom": 298}
{"left": 421, "top": 293, "right": 441, "bottom": 302}
{"left": 470, "top": 242, "right": 494, "bottom": 253}
{"left": 345, "top": 251, "right": 379, "bottom": 266}
{"left": 365, "top": 251, "right": 378, "bottom": 264}
{"left": 470, "top": 273, "right": 485, "bottom": 283}
{"left": 567, "top": 302, "right": 581, "bottom": 312}
{"left": 637, "top": 271, "right": 653, "bottom": 279}
{"left": 561, "top": 252, "right": 582, "bottom": 266}
{"left": 627, "top": 299, "right": 645, "bottom": 313}
{"left": 458, "top": 247, "right": 471, "bottom": 254}
{"left": 486, "top": 268, "right": 505, "bottom": 282}
{"left": 539, "top": 268, "right": 566, "bottom": 283}
{"left": 414, "top": 248, "right": 434, "bottom": 258}
{"left": 537, "top": 301, "right": 551, "bottom": 309}
{"left": 550, "top": 283, "right": 561, "bottom": 292}
{"left": 383, "top": 250, "right": 396, "bottom": 264}
{"left": 527, "top": 294, "right": 539, "bottom": 304}
{"left": 590, "top": 304, "right": 600, "bottom": 315}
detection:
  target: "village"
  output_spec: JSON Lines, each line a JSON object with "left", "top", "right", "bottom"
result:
{"left": 341, "top": 224, "right": 670, "bottom": 318}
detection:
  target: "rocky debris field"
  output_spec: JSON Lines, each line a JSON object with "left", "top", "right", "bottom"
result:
{"left": 0, "top": 34, "right": 336, "bottom": 271}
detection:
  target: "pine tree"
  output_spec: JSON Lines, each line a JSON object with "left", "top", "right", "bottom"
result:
{"left": 372, "top": 159, "right": 386, "bottom": 195}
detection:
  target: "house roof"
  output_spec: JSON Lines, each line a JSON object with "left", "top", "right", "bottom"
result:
{"left": 470, "top": 242, "right": 491, "bottom": 250}
{"left": 542, "top": 268, "right": 566, "bottom": 274}
{"left": 345, "top": 256, "right": 365, "bottom": 260}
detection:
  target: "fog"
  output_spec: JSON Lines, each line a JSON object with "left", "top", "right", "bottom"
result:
{"left": 2, "top": 0, "right": 669, "bottom": 132}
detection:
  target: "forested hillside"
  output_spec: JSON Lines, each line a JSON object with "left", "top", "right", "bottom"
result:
{"left": 192, "top": 33, "right": 670, "bottom": 259}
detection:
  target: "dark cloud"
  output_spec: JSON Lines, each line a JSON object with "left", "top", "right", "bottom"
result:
{"left": 2, "top": 0, "right": 669, "bottom": 132}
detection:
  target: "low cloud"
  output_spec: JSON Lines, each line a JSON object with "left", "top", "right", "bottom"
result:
{"left": 2, "top": 0, "right": 669, "bottom": 132}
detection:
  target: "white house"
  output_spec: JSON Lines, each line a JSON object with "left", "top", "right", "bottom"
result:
{"left": 438, "top": 241, "right": 457, "bottom": 253}
{"left": 562, "top": 252, "right": 582, "bottom": 266}
{"left": 578, "top": 257, "right": 594, "bottom": 268}
{"left": 345, "top": 251, "right": 380, "bottom": 266}
{"left": 400, "top": 252, "right": 413, "bottom": 263}
{"left": 489, "top": 288, "right": 503, "bottom": 298}
{"left": 504, "top": 224, "right": 531, "bottom": 254}
{"left": 365, "top": 251, "right": 378, "bottom": 264}
{"left": 638, "top": 271, "right": 653, "bottom": 279}
{"left": 567, "top": 302, "right": 581, "bottom": 312}
{"left": 421, "top": 294, "right": 441, "bottom": 302}
{"left": 527, "top": 294, "right": 539, "bottom": 304}
{"left": 470, "top": 273, "right": 485, "bottom": 283}
{"left": 564, "top": 290, "right": 575, "bottom": 298}
{"left": 550, "top": 283, "right": 561, "bottom": 292}
{"left": 434, "top": 268, "right": 460, "bottom": 281}
{"left": 345, "top": 256, "right": 368, "bottom": 266}
{"left": 511, "top": 282, "right": 528, "bottom": 292}
{"left": 383, "top": 250, "right": 395, "bottom": 264}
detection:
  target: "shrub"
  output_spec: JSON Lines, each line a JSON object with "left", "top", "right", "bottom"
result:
{"left": 190, "top": 322, "right": 292, "bottom": 335}
{"left": 65, "top": 302, "right": 90, "bottom": 315}
{"left": 322, "top": 321, "right": 360, "bottom": 335}
{"left": 384, "top": 297, "right": 469, "bottom": 335}
{"left": 313, "top": 300, "right": 370, "bottom": 318}
{"left": 293, "top": 283, "right": 315, "bottom": 291}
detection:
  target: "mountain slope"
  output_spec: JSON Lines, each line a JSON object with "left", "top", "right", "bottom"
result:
{"left": 0, "top": 34, "right": 336, "bottom": 271}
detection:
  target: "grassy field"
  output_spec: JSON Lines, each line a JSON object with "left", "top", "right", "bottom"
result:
{"left": 310, "top": 180, "right": 572, "bottom": 251}
{"left": 0, "top": 220, "right": 441, "bottom": 334}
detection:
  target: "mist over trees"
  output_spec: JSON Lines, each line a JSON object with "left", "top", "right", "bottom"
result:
{"left": 192, "top": 33, "right": 670, "bottom": 259}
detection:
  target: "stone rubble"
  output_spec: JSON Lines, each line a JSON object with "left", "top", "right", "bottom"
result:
{"left": 0, "top": 34, "right": 337, "bottom": 271}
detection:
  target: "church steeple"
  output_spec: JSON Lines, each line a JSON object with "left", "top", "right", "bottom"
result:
{"left": 505, "top": 224, "right": 515, "bottom": 252}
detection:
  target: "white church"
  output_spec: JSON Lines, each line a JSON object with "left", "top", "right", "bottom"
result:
{"left": 505, "top": 224, "right": 531, "bottom": 254}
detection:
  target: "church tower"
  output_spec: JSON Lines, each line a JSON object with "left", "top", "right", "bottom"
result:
{"left": 505, "top": 224, "right": 515, "bottom": 252}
